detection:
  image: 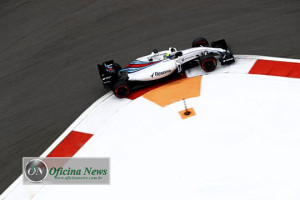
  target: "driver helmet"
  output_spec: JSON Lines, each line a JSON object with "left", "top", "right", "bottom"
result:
{"left": 163, "top": 53, "right": 171, "bottom": 59}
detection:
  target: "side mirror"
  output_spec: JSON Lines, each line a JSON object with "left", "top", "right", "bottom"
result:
{"left": 152, "top": 49, "right": 158, "bottom": 54}
{"left": 174, "top": 51, "right": 183, "bottom": 58}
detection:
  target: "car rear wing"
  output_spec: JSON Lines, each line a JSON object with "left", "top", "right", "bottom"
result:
{"left": 97, "top": 60, "right": 118, "bottom": 88}
{"left": 97, "top": 60, "right": 116, "bottom": 75}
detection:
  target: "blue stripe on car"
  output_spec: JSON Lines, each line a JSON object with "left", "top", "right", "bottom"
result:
{"left": 120, "top": 61, "right": 161, "bottom": 74}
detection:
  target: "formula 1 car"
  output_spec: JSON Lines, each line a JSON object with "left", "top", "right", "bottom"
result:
{"left": 98, "top": 37, "right": 235, "bottom": 98}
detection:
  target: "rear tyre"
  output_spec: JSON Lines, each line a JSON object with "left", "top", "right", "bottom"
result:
{"left": 192, "top": 37, "right": 209, "bottom": 47}
{"left": 113, "top": 81, "right": 130, "bottom": 98}
{"left": 200, "top": 55, "right": 217, "bottom": 72}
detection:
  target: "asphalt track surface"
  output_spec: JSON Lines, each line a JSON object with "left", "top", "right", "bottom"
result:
{"left": 0, "top": 0, "right": 299, "bottom": 194}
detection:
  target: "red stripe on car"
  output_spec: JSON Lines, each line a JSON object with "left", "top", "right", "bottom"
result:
{"left": 125, "top": 61, "right": 160, "bottom": 68}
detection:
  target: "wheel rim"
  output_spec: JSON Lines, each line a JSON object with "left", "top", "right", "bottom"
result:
{"left": 115, "top": 85, "right": 129, "bottom": 98}
{"left": 195, "top": 41, "right": 208, "bottom": 47}
{"left": 202, "top": 59, "right": 216, "bottom": 72}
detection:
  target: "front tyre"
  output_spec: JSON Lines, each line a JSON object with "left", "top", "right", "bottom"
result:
{"left": 192, "top": 37, "right": 209, "bottom": 47}
{"left": 201, "top": 55, "right": 217, "bottom": 72}
{"left": 113, "top": 81, "right": 130, "bottom": 98}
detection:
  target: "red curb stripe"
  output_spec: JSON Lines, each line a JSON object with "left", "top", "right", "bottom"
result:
{"left": 47, "top": 131, "right": 93, "bottom": 157}
{"left": 249, "top": 59, "right": 300, "bottom": 78}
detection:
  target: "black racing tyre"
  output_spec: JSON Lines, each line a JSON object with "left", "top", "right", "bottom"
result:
{"left": 114, "top": 63, "right": 122, "bottom": 72}
{"left": 113, "top": 81, "right": 130, "bottom": 98}
{"left": 192, "top": 37, "right": 209, "bottom": 47}
{"left": 200, "top": 55, "right": 217, "bottom": 72}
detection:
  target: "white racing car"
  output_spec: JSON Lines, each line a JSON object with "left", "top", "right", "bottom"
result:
{"left": 98, "top": 37, "right": 235, "bottom": 98}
